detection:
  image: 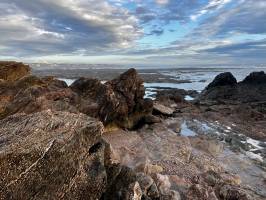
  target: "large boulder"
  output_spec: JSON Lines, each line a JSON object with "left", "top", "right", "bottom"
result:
{"left": 0, "top": 61, "right": 31, "bottom": 81}
{"left": 206, "top": 72, "right": 237, "bottom": 90}
{"left": 241, "top": 71, "right": 266, "bottom": 85}
{"left": 199, "top": 71, "right": 266, "bottom": 103}
{"left": 0, "top": 110, "right": 106, "bottom": 199}
{"left": 71, "top": 68, "right": 153, "bottom": 129}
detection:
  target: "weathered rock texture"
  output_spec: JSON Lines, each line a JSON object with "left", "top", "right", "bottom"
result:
{"left": 0, "top": 75, "right": 78, "bottom": 119}
{"left": 0, "top": 110, "right": 106, "bottom": 199}
{"left": 0, "top": 61, "right": 31, "bottom": 81}
{"left": 71, "top": 68, "right": 153, "bottom": 128}
{"left": 0, "top": 64, "right": 153, "bottom": 129}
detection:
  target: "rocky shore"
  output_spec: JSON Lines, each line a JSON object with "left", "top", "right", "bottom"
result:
{"left": 0, "top": 62, "right": 266, "bottom": 200}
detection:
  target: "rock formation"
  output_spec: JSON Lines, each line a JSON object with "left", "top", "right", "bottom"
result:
{"left": 0, "top": 110, "right": 106, "bottom": 199}
{"left": 71, "top": 68, "right": 153, "bottom": 128}
{"left": 0, "top": 75, "right": 78, "bottom": 119}
{"left": 0, "top": 61, "right": 31, "bottom": 81}
{"left": 199, "top": 71, "right": 266, "bottom": 103}
{"left": 0, "top": 65, "right": 153, "bottom": 129}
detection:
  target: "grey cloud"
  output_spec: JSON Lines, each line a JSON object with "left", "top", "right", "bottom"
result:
{"left": 0, "top": 0, "right": 142, "bottom": 57}
{"left": 193, "top": 0, "right": 266, "bottom": 37}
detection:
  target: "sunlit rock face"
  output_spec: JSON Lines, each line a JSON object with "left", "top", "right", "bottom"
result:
{"left": 0, "top": 61, "right": 31, "bottom": 82}
{"left": 0, "top": 110, "right": 106, "bottom": 199}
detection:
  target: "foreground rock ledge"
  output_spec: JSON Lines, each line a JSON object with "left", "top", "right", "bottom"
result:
{"left": 0, "top": 110, "right": 106, "bottom": 199}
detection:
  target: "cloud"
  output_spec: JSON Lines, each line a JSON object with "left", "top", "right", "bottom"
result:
{"left": 0, "top": 0, "right": 142, "bottom": 57}
{"left": 192, "top": 0, "right": 266, "bottom": 37}
{"left": 155, "top": 0, "right": 169, "bottom": 5}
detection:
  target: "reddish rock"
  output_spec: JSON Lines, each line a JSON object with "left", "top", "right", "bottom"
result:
{"left": 0, "top": 61, "right": 31, "bottom": 81}
{"left": 71, "top": 68, "right": 153, "bottom": 128}
{"left": 0, "top": 110, "right": 106, "bottom": 199}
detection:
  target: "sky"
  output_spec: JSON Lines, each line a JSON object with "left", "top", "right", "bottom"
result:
{"left": 0, "top": 0, "right": 266, "bottom": 67}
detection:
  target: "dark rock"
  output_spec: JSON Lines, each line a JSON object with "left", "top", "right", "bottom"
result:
{"left": 206, "top": 72, "right": 237, "bottom": 90}
{"left": 71, "top": 68, "right": 153, "bottom": 128}
{"left": 241, "top": 71, "right": 266, "bottom": 85}
{"left": 102, "top": 165, "right": 138, "bottom": 200}
{"left": 0, "top": 65, "right": 153, "bottom": 129}
{"left": 219, "top": 185, "right": 251, "bottom": 200}
{"left": 0, "top": 110, "right": 106, "bottom": 199}
{"left": 156, "top": 88, "right": 199, "bottom": 103}
{"left": 199, "top": 71, "right": 266, "bottom": 104}
{"left": 143, "top": 114, "right": 161, "bottom": 124}
{"left": 0, "top": 61, "right": 31, "bottom": 81}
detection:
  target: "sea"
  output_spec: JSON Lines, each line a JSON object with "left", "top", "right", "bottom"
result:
{"left": 32, "top": 64, "right": 266, "bottom": 100}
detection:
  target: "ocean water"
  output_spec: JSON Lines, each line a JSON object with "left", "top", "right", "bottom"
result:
{"left": 58, "top": 67, "right": 266, "bottom": 99}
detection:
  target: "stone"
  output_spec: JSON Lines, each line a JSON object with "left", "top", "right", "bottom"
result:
{"left": 219, "top": 185, "right": 251, "bottom": 200}
{"left": 0, "top": 75, "right": 78, "bottom": 119}
{"left": 153, "top": 102, "right": 175, "bottom": 116}
{"left": 136, "top": 173, "right": 159, "bottom": 199}
{"left": 135, "top": 163, "right": 164, "bottom": 175}
{"left": 103, "top": 165, "right": 138, "bottom": 199}
{"left": 185, "top": 184, "right": 218, "bottom": 200}
{"left": 199, "top": 71, "right": 266, "bottom": 103}
{"left": 71, "top": 68, "right": 153, "bottom": 128}
{"left": 125, "top": 182, "right": 143, "bottom": 200}
{"left": 143, "top": 114, "right": 161, "bottom": 124}
{"left": 0, "top": 110, "right": 106, "bottom": 199}
{"left": 206, "top": 72, "right": 237, "bottom": 90}
{"left": 0, "top": 61, "right": 31, "bottom": 81}
{"left": 241, "top": 71, "right": 266, "bottom": 85}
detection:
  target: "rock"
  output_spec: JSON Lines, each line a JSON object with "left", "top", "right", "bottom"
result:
{"left": 199, "top": 71, "right": 266, "bottom": 103}
{"left": 0, "top": 66, "right": 153, "bottom": 129}
{"left": 0, "top": 61, "right": 31, "bottom": 81}
{"left": 241, "top": 71, "right": 266, "bottom": 85}
{"left": 143, "top": 114, "right": 161, "bottom": 124}
{"left": 0, "top": 110, "right": 106, "bottom": 199}
{"left": 153, "top": 102, "right": 175, "bottom": 116}
{"left": 71, "top": 68, "right": 153, "bottom": 128}
{"left": 136, "top": 173, "right": 160, "bottom": 199}
{"left": 0, "top": 75, "right": 78, "bottom": 119}
{"left": 206, "top": 72, "right": 237, "bottom": 90}
{"left": 103, "top": 165, "right": 138, "bottom": 199}
{"left": 156, "top": 88, "right": 199, "bottom": 103}
{"left": 153, "top": 174, "right": 172, "bottom": 195}
{"left": 135, "top": 163, "right": 164, "bottom": 175}
{"left": 125, "top": 182, "right": 143, "bottom": 200}
{"left": 185, "top": 184, "right": 218, "bottom": 200}
{"left": 219, "top": 185, "right": 251, "bottom": 200}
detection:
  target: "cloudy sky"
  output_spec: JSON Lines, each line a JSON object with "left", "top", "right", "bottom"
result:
{"left": 0, "top": 0, "right": 266, "bottom": 66}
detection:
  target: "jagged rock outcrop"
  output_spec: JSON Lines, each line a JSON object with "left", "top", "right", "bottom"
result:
{"left": 0, "top": 75, "right": 79, "bottom": 119}
{"left": 0, "top": 61, "right": 31, "bottom": 81}
{"left": 0, "top": 110, "right": 106, "bottom": 199}
{"left": 0, "top": 64, "right": 153, "bottom": 128}
{"left": 199, "top": 71, "right": 266, "bottom": 103}
{"left": 71, "top": 68, "right": 153, "bottom": 128}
